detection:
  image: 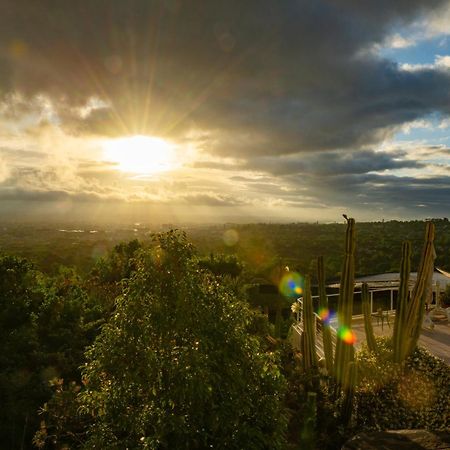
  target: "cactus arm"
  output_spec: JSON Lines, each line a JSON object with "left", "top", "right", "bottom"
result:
{"left": 334, "top": 218, "right": 356, "bottom": 386}
{"left": 405, "top": 222, "right": 436, "bottom": 358}
{"left": 318, "top": 256, "right": 334, "bottom": 375}
{"left": 341, "top": 361, "right": 358, "bottom": 426}
{"left": 302, "top": 275, "right": 317, "bottom": 370}
{"left": 392, "top": 242, "right": 411, "bottom": 363}
{"left": 361, "top": 283, "right": 377, "bottom": 353}
{"left": 392, "top": 222, "right": 436, "bottom": 364}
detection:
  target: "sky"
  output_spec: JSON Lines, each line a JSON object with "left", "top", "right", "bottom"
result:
{"left": 1, "top": 0, "right": 450, "bottom": 224}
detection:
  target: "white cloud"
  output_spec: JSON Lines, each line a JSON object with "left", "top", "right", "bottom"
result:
{"left": 400, "top": 119, "right": 434, "bottom": 134}
{"left": 435, "top": 54, "right": 450, "bottom": 68}
{"left": 438, "top": 117, "right": 450, "bottom": 128}
{"left": 400, "top": 54, "right": 450, "bottom": 72}
{"left": 385, "top": 33, "right": 415, "bottom": 49}
{"left": 75, "top": 97, "right": 110, "bottom": 119}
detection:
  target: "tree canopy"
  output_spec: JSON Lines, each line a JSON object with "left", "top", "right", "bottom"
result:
{"left": 40, "top": 231, "right": 287, "bottom": 449}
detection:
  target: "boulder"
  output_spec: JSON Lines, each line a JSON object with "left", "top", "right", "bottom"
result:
{"left": 342, "top": 430, "right": 450, "bottom": 450}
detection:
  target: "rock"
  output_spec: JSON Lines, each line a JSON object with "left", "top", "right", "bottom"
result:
{"left": 342, "top": 430, "right": 450, "bottom": 450}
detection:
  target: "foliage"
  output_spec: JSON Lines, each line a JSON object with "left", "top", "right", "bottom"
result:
{"left": 0, "top": 255, "right": 46, "bottom": 449}
{"left": 91, "top": 239, "right": 142, "bottom": 284}
{"left": 282, "top": 360, "right": 348, "bottom": 450}
{"left": 0, "top": 255, "right": 103, "bottom": 449}
{"left": 33, "top": 379, "right": 88, "bottom": 449}
{"left": 198, "top": 253, "right": 244, "bottom": 278}
{"left": 4, "top": 219, "right": 450, "bottom": 281}
{"left": 1, "top": 218, "right": 448, "bottom": 449}
{"left": 46, "top": 231, "right": 288, "bottom": 449}
{"left": 355, "top": 338, "right": 450, "bottom": 431}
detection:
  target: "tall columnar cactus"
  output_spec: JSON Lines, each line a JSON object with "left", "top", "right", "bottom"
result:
{"left": 341, "top": 361, "right": 358, "bottom": 425}
{"left": 317, "top": 256, "right": 334, "bottom": 375}
{"left": 392, "top": 241, "right": 411, "bottom": 363}
{"left": 334, "top": 217, "right": 356, "bottom": 387}
{"left": 361, "top": 282, "right": 377, "bottom": 353}
{"left": 301, "top": 275, "right": 318, "bottom": 371}
{"left": 393, "top": 222, "right": 436, "bottom": 363}
{"left": 300, "top": 391, "right": 317, "bottom": 450}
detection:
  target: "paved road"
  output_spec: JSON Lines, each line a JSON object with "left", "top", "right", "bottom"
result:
{"left": 350, "top": 316, "right": 450, "bottom": 364}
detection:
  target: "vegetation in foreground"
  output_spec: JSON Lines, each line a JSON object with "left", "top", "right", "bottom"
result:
{"left": 0, "top": 222, "right": 448, "bottom": 449}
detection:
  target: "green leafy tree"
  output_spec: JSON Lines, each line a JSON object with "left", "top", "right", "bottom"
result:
{"left": 35, "top": 267, "right": 103, "bottom": 381}
{"left": 86, "top": 239, "right": 144, "bottom": 315}
{"left": 0, "top": 255, "right": 103, "bottom": 449}
{"left": 41, "top": 231, "right": 287, "bottom": 449}
{"left": 0, "top": 255, "right": 45, "bottom": 449}
{"left": 198, "top": 253, "right": 244, "bottom": 278}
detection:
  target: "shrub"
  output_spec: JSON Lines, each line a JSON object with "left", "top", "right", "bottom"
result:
{"left": 355, "top": 337, "right": 450, "bottom": 431}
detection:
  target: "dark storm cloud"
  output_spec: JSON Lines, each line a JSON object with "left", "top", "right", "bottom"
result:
{"left": 285, "top": 171, "right": 450, "bottom": 216}
{"left": 1, "top": 0, "right": 449, "bottom": 155}
{"left": 246, "top": 149, "right": 425, "bottom": 175}
{"left": 194, "top": 149, "right": 423, "bottom": 175}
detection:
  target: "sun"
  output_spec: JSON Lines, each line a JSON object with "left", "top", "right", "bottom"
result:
{"left": 102, "top": 135, "right": 176, "bottom": 175}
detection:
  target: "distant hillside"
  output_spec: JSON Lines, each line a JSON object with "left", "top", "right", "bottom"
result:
{"left": 1, "top": 219, "right": 450, "bottom": 280}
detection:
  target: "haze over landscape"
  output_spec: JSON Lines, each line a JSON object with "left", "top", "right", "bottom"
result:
{"left": 1, "top": 1, "right": 450, "bottom": 223}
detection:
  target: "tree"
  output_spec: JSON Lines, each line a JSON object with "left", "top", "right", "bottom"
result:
{"left": 198, "top": 253, "right": 244, "bottom": 278}
{"left": 43, "top": 231, "right": 287, "bottom": 449}
{"left": 0, "top": 255, "right": 47, "bottom": 449}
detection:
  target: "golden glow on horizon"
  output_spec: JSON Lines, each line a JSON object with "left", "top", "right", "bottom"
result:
{"left": 103, "top": 135, "right": 176, "bottom": 175}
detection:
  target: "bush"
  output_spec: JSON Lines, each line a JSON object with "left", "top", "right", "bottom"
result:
{"left": 355, "top": 337, "right": 450, "bottom": 431}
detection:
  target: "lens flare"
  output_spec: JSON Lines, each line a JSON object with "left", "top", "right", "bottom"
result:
{"left": 223, "top": 229, "right": 239, "bottom": 246}
{"left": 318, "top": 307, "right": 331, "bottom": 324}
{"left": 279, "top": 272, "right": 304, "bottom": 298}
{"left": 337, "top": 326, "right": 356, "bottom": 344}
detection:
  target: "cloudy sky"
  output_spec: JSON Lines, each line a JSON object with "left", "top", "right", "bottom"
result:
{"left": 1, "top": 0, "right": 450, "bottom": 223}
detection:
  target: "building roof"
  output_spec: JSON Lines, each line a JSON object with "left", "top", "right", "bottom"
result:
{"left": 328, "top": 269, "right": 450, "bottom": 290}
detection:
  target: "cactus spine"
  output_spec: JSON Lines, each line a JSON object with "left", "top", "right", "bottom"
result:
{"left": 334, "top": 217, "right": 356, "bottom": 387}
{"left": 317, "top": 256, "right": 334, "bottom": 375}
{"left": 361, "top": 282, "right": 377, "bottom": 353}
{"left": 393, "top": 222, "right": 436, "bottom": 363}
{"left": 301, "top": 275, "right": 318, "bottom": 370}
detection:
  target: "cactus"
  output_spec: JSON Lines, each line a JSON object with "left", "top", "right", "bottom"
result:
{"left": 300, "top": 391, "right": 317, "bottom": 450}
{"left": 341, "top": 361, "right": 358, "bottom": 426}
{"left": 392, "top": 241, "right": 411, "bottom": 363}
{"left": 393, "top": 222, "right": 436, "bottom": 363}
{"left": 301, "top": 275, "right": 317, "bottom": 370}
{"left": 334, "top": 217, "right": 356, "bottom": 387}
{"left": 361, "top": 282, "right": 377, "bottom": 353}
{"left": 317, "top": 256, "right": 334, "bottom": 375}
